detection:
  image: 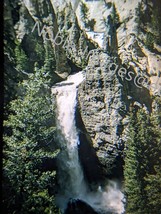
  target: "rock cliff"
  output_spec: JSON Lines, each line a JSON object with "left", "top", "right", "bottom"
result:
{"left": 5, "top": 0, "right": 161, "bottom": 179}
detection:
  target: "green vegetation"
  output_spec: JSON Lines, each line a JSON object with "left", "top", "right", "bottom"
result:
{"left": 87, "top": 18, "right": 96, "bottom": 31}
{"left": 151, "top": 6, "right": 161, "bottom": 45}
{"left": 4, "top": 30, "right": 23, "bottom": 106}
{"left": 111, "top": 3, "right": 120, "bottom": 28}
{"left": 80, "top": 2, "right": 95, "bottom": 30}
{"left": 3, "top": 2, "right": 60, "bottom": 212}
{"left": 80, "top": 2, "right": 89, "bottom": 23}
{"left": 144, "top": 97, "right": 161, "bottom": 213}
{"left": 145, "top": 32, "right": 154, "bottom": 50}
{"left": 135, "top": 2, "right": 144, "bottom": 34}
{"left": 103, "top": 3, "right": 120, "bottom": 31}
{"left": 4, "top": 1, "right": 161, "bottom": 214}
{"left": 104, "top": 1, "right": 112, "bottom": 9}
{"left": 44, "top": 43, "right": 56, "bottom": 82}
{"left": 14, "top": 41, "right": 28, "bottom": 72}
{"left": 135, "top": 0, "right": 161, "bottom": 47}
{"left": 3, "top": 67, "right": 60, "bottom": 214}
{"left": 124, "top": 97, "right": 161, "bottom": 214}
{"left": 124, "top": 108, "right": 149, "bottom": 214}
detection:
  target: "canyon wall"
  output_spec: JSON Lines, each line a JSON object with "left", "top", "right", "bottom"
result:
{"left": 5, "top": 0, "right": 161, "bottom": 179}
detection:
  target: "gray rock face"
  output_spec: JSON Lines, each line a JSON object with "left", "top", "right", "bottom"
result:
{"left": 10, "top": 0, "right": 161, "bottom": 177}
{"left": 15, "top": 0, "right": 72, "bottom": 78}
{"left": 75, "top": 0, "right": 160, "bottom": 176}
{"left": 22, "top": 0, "right": 96, "bottom": 78}
{"left": 78, "top": 52, "right": 127, "bottom": 174}
{"left": 56, "top": 4, "right": 95, "bottom": 68}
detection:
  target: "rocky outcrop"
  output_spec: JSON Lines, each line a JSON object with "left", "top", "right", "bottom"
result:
{"left": 15, "top": 0, "right": 96, "bottom": 79}
{"left": 17, "top": 0, "right": 71, "bottom": 78}
{"left": 78, "top": 52, "right": 127, "bottom": 175}
{"left": 76, "top": 0, "right": 160, "bottom": 176}
{"left": 111, "top": 0, "right": 161, "bottom": 95}
{"left": 21, "top": 0, "right": 160, "bottom": 177}
{"left": 77, "top": 47, "right": 153, "bottom": 175}
{"left": 65, "top": 199, "right": 99, "bottom": 214}
{"left": 55, "top": 3, "right": 96, "bottom": 68}
{"left": 6, "top": 0, "right": 161, "bottom": 178}
{"left": 74, "top": 0, "right": 161, "bottom": 95}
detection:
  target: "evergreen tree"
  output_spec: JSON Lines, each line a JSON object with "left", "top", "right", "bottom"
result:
{"left": 144, "top": 97, "right": 161, "bottom": 213}
{"left": 80, "top": 2, "right": 95, "bottom": 30}
{"left": 80, "top": 2, "right": 89, "bottom": 24}
{"left": 44, "top": 43, "right": 56, "bottom": 82}
{"left": 135, "top": 108, "right": 152, "bottom": 211}
{"left": 124, "top": 107, "right": 150, "bottom": 214}
{"left": 135, "top": 2, "right": 144, "bottom": 34}
{"left": 111, "top": 3, "right": 120, "bottom": 28}
{"left": 124, "top": 111, "right": 141, "bottom": 213}
{"left": 145, "top": 32, "right": 154, "bottom": 50}
{"left": 151, "top": 4, "right": 161, "bottom": 45}
{"left": 3, "top": 66, "right": 60, "bottom": 214}
{"left": 124, "top": 100, "right": 161, "bottom": 214}
{"left": 14, "top": 41, "right": 28, "bottom": 72}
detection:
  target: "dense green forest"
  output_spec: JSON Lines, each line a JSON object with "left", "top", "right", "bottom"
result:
{"left": 124, "top": 98, "right": 161, "bottom": 214}
{"left": 3, "top": 66, "right": 60, "bottom": 213}
{"left": 3, "top": 2, "right": 60, "bottom": 210}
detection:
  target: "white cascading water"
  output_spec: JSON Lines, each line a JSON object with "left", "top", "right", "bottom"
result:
{"left": 52, "top": 72, "right": 125, "bottom": 214}
{"left": 52, "top": 71, "right": 87, "bottom": 209}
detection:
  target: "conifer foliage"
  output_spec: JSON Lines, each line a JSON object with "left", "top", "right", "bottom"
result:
{"left": 124, "top": 108, "right": 149, "bottom": 214}
{"left": 80, "top": 2, "right": 95, "bottom": 30}
{"left": 3, "top": 67, "right": 59, "bottom": 214}
{"left": 124, "top": 98, "right": 161, "bottom": 214}
{"left": 144, "top": 97, "right": 161, "bottom": 213}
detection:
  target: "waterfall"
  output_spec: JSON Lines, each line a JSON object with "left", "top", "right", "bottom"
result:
{"left": 52, "top": 71, "right": 125, "bottom": 214}
{"left": 52, "top": 72, "right": 87, "bottom": 209}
